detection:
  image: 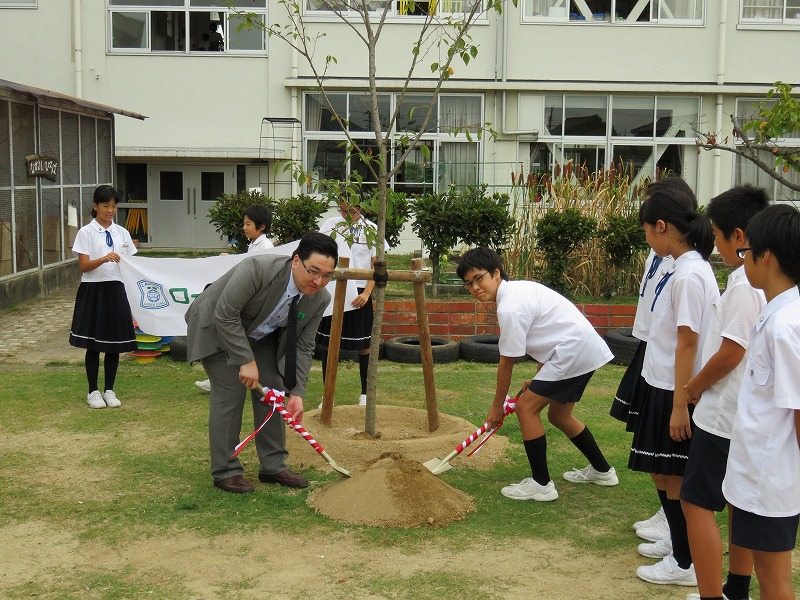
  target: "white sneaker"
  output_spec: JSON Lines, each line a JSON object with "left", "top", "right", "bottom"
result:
{"left": 500, "top": 478, "right": 559, "bottom": 501}
{"left": 194, "top": 379, "right": 211, "bottom": 392}
{"left": 687, "top": 594, "right": 749, "bottom": 600}
{"left": 562, "top": 465, "right": 619, "bottom": 486}
{"left": 318, "top": 399, "right": 334, "bottom": 410}
{"left": 634, "top": 507, "right": 666, "bottom": 532}
{"left": 638, "top": 536, "right": 673, "bottom": 558}
{"left": 87, "top": 390, "right": 106, "bottom": 409}
{"left": 637, "top": 519, "right": 671, "bottom": 542}
{"left": 358, "top": 394, "right": 367, "bottom": 406}
{"left": 102, "top": 390, "right": 122, "bottom": 408}
{"left": 636, "top": 555, "right": 696, "bottom": 587}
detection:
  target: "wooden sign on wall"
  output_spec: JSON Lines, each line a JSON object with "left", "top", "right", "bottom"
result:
{"left": 26, "top": 154, "right": 59, "bottom": 182}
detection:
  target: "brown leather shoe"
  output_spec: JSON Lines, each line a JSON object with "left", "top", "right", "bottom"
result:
{"left": 258, "top": 469, "right": 309, "bottom": 488}
{"left": 213, "top": 475, "right": 254, "bottom": 493}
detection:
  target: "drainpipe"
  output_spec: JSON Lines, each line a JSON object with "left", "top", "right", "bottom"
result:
{"left": 291, "top": 38, "right": 299, "bottom": 197}
{"left": 72, "top": 0, "right": 83, "bottom": 98}
{"left": 713, "top": 0, "right": 728, "bottom": 197}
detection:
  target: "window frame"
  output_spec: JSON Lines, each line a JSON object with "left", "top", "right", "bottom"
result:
{"left": 740, "top": 0, "right": 800, "bottom": 25}
{"left": 303, "top": 0, "right": 487, "bottom": 21}
{"left": 521, "top": 0, "right": 705, "bottom": 25}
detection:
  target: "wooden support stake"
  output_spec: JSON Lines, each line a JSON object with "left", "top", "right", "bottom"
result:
{"left": 412, "top": 257, "right": 439, "bottom": 432}
{"left": 320, "top": 256, "right": 349, "bottom": 426}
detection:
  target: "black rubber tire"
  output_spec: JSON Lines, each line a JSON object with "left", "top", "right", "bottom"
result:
{"left": 315, "top": 340, "right": 385, "bottom": 362}
{"left": 604, "top": 328, "right": 639, "bottom": 367}
{"left": 169, "top": 336, "right": 189, "bottom": 362}
{"left": 459, "top": 335, "right": 527, "bottom": 364}
{"left": 384, "top": 336, "right": 460, "bottom": 364}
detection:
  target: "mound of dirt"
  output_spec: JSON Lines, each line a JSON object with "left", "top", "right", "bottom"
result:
{"left": 308, "top": 452, "right": 475, "bottom": 528}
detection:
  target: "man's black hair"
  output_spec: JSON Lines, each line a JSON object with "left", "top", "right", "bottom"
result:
{"left": 244, "top": 204, "right": 272, "bottom": 233}
{"left": 706, "top": 184, "right": 770, "bottom": 238}
{"left": 746, "top": 203, "right": 800, "bottom": 283}
{"left": 294, "top": 231, "right": 338, "bottom": 264}
{"left": 456, "top": 247, "right": 508, "bottom": 281}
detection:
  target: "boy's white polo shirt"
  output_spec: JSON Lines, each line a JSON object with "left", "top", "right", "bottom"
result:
{"left": 723, "top": 286, "right": 800, "bottom": 517}
{"left": 72, "top": 219, "right": 137, "bottom": 283}
{"left": 693, "top": 266, "right": 765, "bottom": 439}
{"left": 632, "top": 251, "right": 674, "bottom": 343}
{"left": 642, "top": 251, "right": 719, "bottom": 391}
{"left": 495, "top": 280, "right": 613, "bottom": 381}
{"left": 247, "top": 234, "right": 274, "bottom": 254}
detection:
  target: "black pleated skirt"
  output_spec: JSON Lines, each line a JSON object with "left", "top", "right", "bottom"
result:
{"left": 69, "top": 281, "right": 137, "bottom": 353}
{"left": 628, "top": 386, "right": 694, "bottom": 476}
{"left": 610, "top": 340, "right": 649, "bottom": 430}
{"left": 316, "top": 287, "right": 373, "bottom": 351}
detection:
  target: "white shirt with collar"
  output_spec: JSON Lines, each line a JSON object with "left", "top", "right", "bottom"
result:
{"left": 496, "top": 279, "right": 613, "bottom": 381}
{"left": 693, "top": 265, "right": 766, "bottom": 439}
{"left": 320, "top": 216, "right": 387, "bottom": 287}
{"left": 248, "top": 234, "right": 274, "bottom": 254}
{"left": 248, "top": 274, "right": 303, "bottom": 341}
{"left": 642, "top": 250, "right": 719, "bottom": 390}
{"left": 72, "top": 219, "right": 137, "bottom": 283}
{"left": 632, "top": 250, "right": 675, "bottom": 342}
{"left": 723, "top": 285, "right": 800, "bottom": 517}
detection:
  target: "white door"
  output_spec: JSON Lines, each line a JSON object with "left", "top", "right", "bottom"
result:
{"left": 149, "top": 165, "right": 233, "bottom": 249}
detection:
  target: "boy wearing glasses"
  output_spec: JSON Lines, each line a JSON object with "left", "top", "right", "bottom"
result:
{"left": 679, "top": 185, "right": 767, "bottom": 600}
{"left": 722, "top": 204, "right": 800, "bottom": 600}
{"left": 186, "top": 232, "right": 338, "bottom": 494}
{"left": 457, "top": 247, "right": 617, "bottom": 501}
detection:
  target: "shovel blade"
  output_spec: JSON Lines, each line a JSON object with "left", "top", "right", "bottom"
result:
{"left": 423, "top": 456, "right": 454, "bottom": 475}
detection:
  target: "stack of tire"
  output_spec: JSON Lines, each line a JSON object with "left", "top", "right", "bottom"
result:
{"left": 459, "top": 335, "right": 527, "bottom": 364}
{"left": 604, "top": 328, "right": 639, "bottom": 366}
{"left": 384, "top": 336, "right": 460, "bottom": 364}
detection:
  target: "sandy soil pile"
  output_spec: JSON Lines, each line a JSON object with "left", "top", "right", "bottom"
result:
{"left": 308, "top": 451, "right": 475, "bottom": 527}
{"left": 283, "top": 405, "right": 509, "bottom": 528}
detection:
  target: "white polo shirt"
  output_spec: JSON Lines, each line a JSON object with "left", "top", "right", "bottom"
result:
{"left": 722, "top": 286, "right": 800, "bottom": 517}
{"left": 320, "top": 216, "right": 386, "bottom": 287}
{"left": 248, "top": 234, "right": 274, "bottom": 254}
{"left": 642, "top": 251, "right": 719, "bottom": 391}
{"left": 632, "top": 251, "right": 674, "bottom": 342}
{"left": 495, "top": 280, "right": 613, "bottom": 381}
{"left": 72, "top": 220, "right": 137, "bottom": 283}
{"left": 693, "top": 266, "right": 765, "bottom": 439}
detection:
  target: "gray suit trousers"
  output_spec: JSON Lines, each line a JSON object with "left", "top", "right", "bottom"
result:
{"left": 203, "top": 332, "right": 288, "bottom": 481}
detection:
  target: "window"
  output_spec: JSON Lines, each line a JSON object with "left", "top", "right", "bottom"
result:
{"left": 305, "top": 0, "right": 482, "bottom": 18}
{"left": 523, "top": 0, "right": 704, "bottom": 23}
{"left": 0, "top": 0, "right": 36, "bottom": 5}
{"left": 741, "top": 0, "right": 800, "bottom": 23}
{"left": 108, "top": 1, "right": 267, "bottom": 54}
{"left": 304, "top": 91, "right": 482, "bottom": 192}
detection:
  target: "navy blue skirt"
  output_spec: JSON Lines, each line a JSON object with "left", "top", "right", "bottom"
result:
{"left": 610, "top": 339, "right": 646, "bottom": 424}
{"left": 69, "top": 281, "right": 137, "bottom": 353}
{"left": 316, "top": 287, "right": 373, "bottom": 351}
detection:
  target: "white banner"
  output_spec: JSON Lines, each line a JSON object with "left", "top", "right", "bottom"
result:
{"left": 119, "top": 242, "right": 358, "bottom": 336}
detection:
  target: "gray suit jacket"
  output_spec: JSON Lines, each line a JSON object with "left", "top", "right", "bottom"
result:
{"left": 184, "top": 254, "right": 329, "bottom": 397}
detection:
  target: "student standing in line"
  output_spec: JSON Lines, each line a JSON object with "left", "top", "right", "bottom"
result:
{"left": 195, "top": 204, "right": 274, "bottom": 392}
{"left": 457, "top": 247, "right": 617, "bottom": 502}
{"left": 722, "top": 204, "right": 800, "bottom": 600}
{"left": 629, "top": 186, "right": 719, "bottom": 587}
{"left": 69, "top": 185, "right": 138, "bottom": 409}
{"left": 679, "top": 185, "right": 768, "bottom": 600}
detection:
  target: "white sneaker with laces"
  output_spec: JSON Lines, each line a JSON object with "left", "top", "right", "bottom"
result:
{"left": 638, "top": 536, "right": 673, "bottom": 558}
{"left": 358, "top": 394, "right": 367, "bottom": 406}
{"left": 686, "top": 594, "right": 749, "bottom": 600}
{"left": 500, "top": 478, "right": 559, "bottom": 501}
{"left": 634, "top": 507, "right": 666, "bottom": 532}
{"left": 636, "top": 555, "right": 696, "bottom": 586}
{"left": 102, "top": 390, "right": 122, "bottom": 408}
{"left": 194, "top": 379, "right": 211, "bottom": 392}
{"left": 87, "top": 390, "right": 106, "bottom": 409}
{"left": 637, "top": 519, "right": 671, "bottom": 542}
{"left": 562, "top": 465, "right": 619, "bottom": 486}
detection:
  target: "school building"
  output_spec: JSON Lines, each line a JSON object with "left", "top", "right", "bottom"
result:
{"left": 1, "top": 0, "right": 799, "bottom": 303}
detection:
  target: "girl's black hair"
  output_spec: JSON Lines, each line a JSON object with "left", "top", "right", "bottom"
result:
{"left": 456, "top": 247, "right": 508, "bottom": 281}
{"left": 638, "top": 187, "right": 714, "bottom": 260}
{"left": 746, "top": 203, "right": 800, "bottom": 283}
{"left": 91, "top": 185, "right": 120, "bottom": 218}
{"left": 243, "top": 204, "right": 272, "bottom": 233}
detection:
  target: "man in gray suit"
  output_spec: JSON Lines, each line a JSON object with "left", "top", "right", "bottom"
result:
{"left": 185, "top": 232, "right": 338, "bottom": 493}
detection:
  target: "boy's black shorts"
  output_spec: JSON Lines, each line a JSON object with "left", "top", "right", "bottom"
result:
{"left": 680, "top": 426, "right": 730, "bottom": 512}
{"left": 528, "top": 371, "right": 594, "bottom": 405}
{"left": 730, "top": 505, "right": 799, "bottom": 552}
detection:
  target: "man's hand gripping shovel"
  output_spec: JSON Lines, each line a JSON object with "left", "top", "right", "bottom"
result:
{"left": 423, "top": 390, "right": 521, "bottom": 476}
{"left": 232, "top": 385, "right": 351, "bottom": 477}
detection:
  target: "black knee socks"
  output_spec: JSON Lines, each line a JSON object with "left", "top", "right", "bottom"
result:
{"left": 358, "top": 353, "right": 368, "bottom": 395}
{"left": 523, "top": 436, "right": 551, "bottom": 486}
{"left": 321, "top": 349, "right": 328, "bottom": 382}
{"left": 85, "top": 350, "right": 100, "bottom": 393}
{"left": 723, "top": 572, "right": 751, "bottom": 600}
{"left": 104, "top": 353, "right": 120, "bottom": 391}
{"left": 569, "top": 427, "right": 611, "bottom": 472}
{"left": 663, "top": 498, "right": 692, "bottom": 570}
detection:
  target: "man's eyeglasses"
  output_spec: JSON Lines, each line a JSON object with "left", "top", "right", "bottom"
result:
{"left": 462, "top": 271, "right": 489, "bottom": 290}
{"left": 300, "top": 259, "right": 334, "bottom": 282}
{"left": 338, "top": 207, "right": 359, "bottom": 216}
{"left": 736, "top": 247, "right": 752, "bottom": 260}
